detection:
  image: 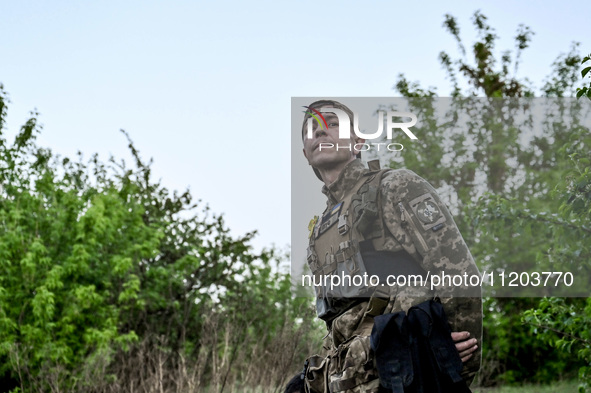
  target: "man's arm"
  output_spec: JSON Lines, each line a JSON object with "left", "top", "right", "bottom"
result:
{"left": 380, "top": 169, "right": 482, "bottom": 382}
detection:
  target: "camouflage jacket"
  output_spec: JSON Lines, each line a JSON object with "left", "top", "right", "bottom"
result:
{"left": 313, "top": 159, "right": 482, "bottom": 386}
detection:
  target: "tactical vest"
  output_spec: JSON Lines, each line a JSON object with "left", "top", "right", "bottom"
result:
{"left": 307, "top": 161, "right": 425, "bottom": 322}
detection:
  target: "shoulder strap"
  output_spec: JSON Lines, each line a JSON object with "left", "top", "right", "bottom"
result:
{"left": 351, "top": 168, "right": 391, "bottom": 240}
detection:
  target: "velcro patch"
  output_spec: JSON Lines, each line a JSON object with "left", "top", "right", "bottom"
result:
{"left": 408, "top": 193, "right": 445, "bottom": 231}
{"left": 317, "top": 202, "right": 343, "bottom": 236}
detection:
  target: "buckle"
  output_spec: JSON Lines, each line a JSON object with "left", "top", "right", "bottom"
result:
{"left": 338, "top": 211, "right": 349, "bottom": 235}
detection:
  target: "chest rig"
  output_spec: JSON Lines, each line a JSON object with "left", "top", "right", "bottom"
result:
{"left": 307, "top": 160, "right": 390, "bottom": 321}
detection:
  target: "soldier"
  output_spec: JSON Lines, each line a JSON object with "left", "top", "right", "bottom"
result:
{"left": 300, "top": 100, "right": 482, "bottom": 393}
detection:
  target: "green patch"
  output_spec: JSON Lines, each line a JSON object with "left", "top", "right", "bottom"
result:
{"left": 474, "top": 380, "right": 580, "bottom": 393}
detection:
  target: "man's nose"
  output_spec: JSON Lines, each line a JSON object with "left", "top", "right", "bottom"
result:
{"left": 314, "top": 127, "right": 327, "bottom": 138}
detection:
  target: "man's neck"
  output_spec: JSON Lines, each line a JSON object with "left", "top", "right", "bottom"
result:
{"left": 318, "top": 158, "right": 356, "bottom": 186}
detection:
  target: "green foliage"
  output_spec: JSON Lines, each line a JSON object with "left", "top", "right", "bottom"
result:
{"left": 481, "top": 298, "right": 580, "bottom": 384}
{"left": 542, "top": 43, "right": 583, "bottom": 97}
{"left": 472, "top": 379, "right": 580, "bottom": 392}
{"left": 523, "top": 298, "right": 591, "bottom": 391}
{"left": 466, "top": 95, "right": 591, "bottom": 389}
{"left": 469, "top": 71, "right": 591, "bottom": 389}
{"left": 0, "top": 83, "right": 320, "bottom": 392}
{"left": 1, "top": 87, "right": 144, "bottom": 390}
{"left": 576, "top": 54, "right": 591, "bottom": 100}
{"left": 440, "top": 11, "right": 535, "bottom": 97}
{"left": 391, "top": 11, "right": 590, "bottom": 387}
{"left": 518, "top": 120, "right": 591, "bottom": 392}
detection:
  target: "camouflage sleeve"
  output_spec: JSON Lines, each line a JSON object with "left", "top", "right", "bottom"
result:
{"left": 380, "top": 169, "right": 482, "bottom": 383}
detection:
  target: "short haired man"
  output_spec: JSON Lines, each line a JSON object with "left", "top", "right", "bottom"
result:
{"left": 301, "top": 100, "right": 481, "bottom": 392}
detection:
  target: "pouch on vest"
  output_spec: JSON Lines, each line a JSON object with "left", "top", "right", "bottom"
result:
{"left": 328, "top": 335, "right": 380, "bottom": 393}
{"left": 304, "top": 354, "right": 330, "bottom": 393}
{"left": 315, "top": 243, "right": 373, "bottom": 321}
{"left": 351, "top": 183, "right": 380, "bottom": 238}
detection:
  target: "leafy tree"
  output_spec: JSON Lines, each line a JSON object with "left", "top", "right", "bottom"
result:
{"left": 391, "top": 11, "right": 589, "bottom": 386}
{"left": 0, "top": 84, "right": 320, "bottom": 393}
{"left": 577, "top": 53, "right": 591, "bottom": 100}
{"left": 521, "top": 64, "right": 591, "bottom": 392}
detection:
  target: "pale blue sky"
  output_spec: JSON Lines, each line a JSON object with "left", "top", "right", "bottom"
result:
{"left": 1, "top": 1, "right": 589, "bottom": 254}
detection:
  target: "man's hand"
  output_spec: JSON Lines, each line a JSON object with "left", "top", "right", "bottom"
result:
{"left": 451, "top": 331, "right": 478, "bottom": 363}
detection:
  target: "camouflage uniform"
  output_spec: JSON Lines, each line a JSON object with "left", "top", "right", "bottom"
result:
{"left": 305, "top": 159, "right": 482, "bottom": 393}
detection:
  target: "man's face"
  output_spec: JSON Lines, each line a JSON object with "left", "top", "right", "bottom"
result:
{"left": 302, "top": 107, "right": 361, "bottom": 170}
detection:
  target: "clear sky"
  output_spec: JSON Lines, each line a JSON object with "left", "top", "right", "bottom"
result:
{"left": 1, "top": 1, "right": 589, "bottom": 256}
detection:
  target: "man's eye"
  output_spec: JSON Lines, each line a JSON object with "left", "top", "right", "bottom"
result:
{"left": 328, "top": 122, "right": 339, "bottom": 127}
